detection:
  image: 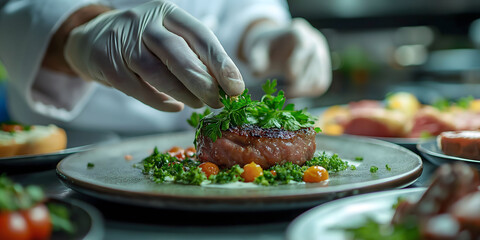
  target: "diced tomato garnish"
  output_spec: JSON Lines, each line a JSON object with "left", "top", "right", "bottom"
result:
{"left": 2, "top": 124, "right": 23, "bottom": 132}
{"left": 199, "top": 162, "right": 219, "bottom": 178}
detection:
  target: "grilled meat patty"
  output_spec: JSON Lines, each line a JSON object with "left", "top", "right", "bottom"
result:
{"left": 196, "top": 125, "right": 316, "bottom": 169}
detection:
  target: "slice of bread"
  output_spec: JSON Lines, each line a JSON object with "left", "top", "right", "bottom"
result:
{"left": 0, "top": 124, "right": 67, "bottom": 157}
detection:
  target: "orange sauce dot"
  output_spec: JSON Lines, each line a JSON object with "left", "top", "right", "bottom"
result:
{"left": 303, "top": 166, "right": 329, "bottom": 183}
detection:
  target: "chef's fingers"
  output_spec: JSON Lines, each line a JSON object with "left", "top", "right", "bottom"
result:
{"left": 143, "top": 25, "right": 223, "bottom": 108}
{"left": 162, "top": 7, "right": 245, "bottom": 96}
{"left": 102, "top": 57, "right": 184, "bottom": 112}
{"left": 125, "top": 43, "right": 204, "bottom": 108}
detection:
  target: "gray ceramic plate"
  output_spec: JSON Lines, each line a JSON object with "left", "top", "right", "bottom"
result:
{"left": 355, "top": 135, "right": 422, "bottom": 152}
{"left": 417, "top": 140, "right": 480, "bottom": 169}
{"left": 286, "top": 188, "right": 426, "bottom": 240}
{"left": 49, "top": 197, "right": 104, "bottom": 240}
{"left": 56, "top": 132, "right": 422, "bottom": 211}
{"left": 0, "top": 129, "right": 119, "bottom": 171}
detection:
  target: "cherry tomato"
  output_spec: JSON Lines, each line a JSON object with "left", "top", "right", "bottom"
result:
{"left": 184, "top": 146, "right": 196, "bottom": 158}
{"left": 303, "top": 166, "right": 329, "bottom": 183}
{"left": 21, "top": 204, "right": 52, "bottom": 240}
{"left": 1, "top": 124, "right": 23, "bottom": 132}
{"left": 167, "top": 146, "right": 185, "bottom": 160}
{"left": 167, "top": 146, "right": 182, "bottom": 154}
{"left": 241, "top": 162, "right": 263, "bottom": 182}
{"left": 199, "top": 162, "right": 219, "bottom": 178}
{"left": 0, "top": 211, "right": 31, "bottom": 240}
{"left": 173, "top": 151, "right": 185, "bottom": 160}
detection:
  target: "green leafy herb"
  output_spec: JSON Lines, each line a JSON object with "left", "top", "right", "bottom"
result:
{"left": 0, "top": 175, "right": 45, "bottom": 211}
{"left": 419, "top": 131, "right": 433, "bottom": 140}
{"left": 142, "top": 147, "right": 205, "bottom": 185}
{"left": 190, "top": 79, "right": 319, "bottom": 145}
{"left": 385, "top": 164, "right": 391, "bottom": 171}
{"left": 142, "top": 148, "right": 349, "bottom": 186}
{"left": 48, "top": 203, "right": 75, "bottom": 234}
{"left": 255, "top": 152, "right": 349, "bottom": 186}
{"left": 87, "top": 163, "right": 95, "bottom": 168}
{"left": 350, "top": 165, "right": 357, "bottom": 170}
{"left": 432, "top": 98, "right": 451, "bottom": 111}
{"left": 432, "top": 96, "right": 475, "bottom": 111}
{"left": 305, "top": 152, "right": 349, "bottom": 173}
{"left": 338, "top": 217, "right": 420, "bottom": 240}
{"left": 457, "top": 95, "right": 474, "bottom": 109}
{"left": 0, "top": 121, "right": 32, "bottom": 133}
{"left": 370, "top": 166, "right": 379, "bottom": 173}
{"left": 187, "top": 108, "right": 211, "bottom": 129}
{"left": 209, "top": 165, "right": 244, "bottom": 184}
{"left": 355, "top": 156, "right": 364, "bottom": 161}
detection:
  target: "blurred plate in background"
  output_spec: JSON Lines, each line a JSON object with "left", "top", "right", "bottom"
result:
{"left": 49, "top": 197, "right": 104, "bottom": 240}
{"left": 0, "top": 129, "right": 120, "bottom": 172}
{"left": 417, "top": 139, "right": 480, "bottom": 169}
{"left": 286, "top": 188, "right": 425, "bottom": 240}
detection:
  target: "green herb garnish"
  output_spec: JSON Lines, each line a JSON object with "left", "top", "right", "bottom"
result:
{"left": 306, "top": 152, "right": 349, "bottom": 173}
{"left": 255, "top": 152, "right": 349, "bottom": 186}
{"left": 87, "top": 163, "right": 95, "bottom": 168}
{"left": 0, "top": 175, "right": 45, "bottom": 211}
{"left": 350, "top": 165, "right": 357, "bottom": 170}
{"left": 385, "top": 164, "right": 391, "bottom": 171}
{"left": 355, "top": 156, "right": 364, "bottom": 161}
{"left": 432, "top": 96, "right": 475, "bottom": 111}
{"left": 339, "top": 217, "right": 420, "bottom": 240}
{"left": 370, "top": 166, "right": 379, "bottom": 173}
{"left": 209, "top": 165, "right": 244, "bottom": 184}
{"left": 457, "top": 95, "right": 474, "bottom": 109}
{"left": 419, "top": 131, "right": 433, "bottom": 139}
{"left": 142, "top": 148, "right": 349, "bottom": 186}
{"left": 432, "top": 98, "right": 451, "bottom": 111}
{"left": 48, "top": 203, "right": 75, "bottom": 234}
{"left": 188, "top": 79, "right": 319, "bottom": 146}
{"left": 1, "top": 121, "right": 32, "bottom": 133}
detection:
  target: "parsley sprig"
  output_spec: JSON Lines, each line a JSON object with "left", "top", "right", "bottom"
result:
{"left": 188, "top": 80, "right": 320, "bottom": 145}
{"left": 432, "top": 96, "right": 474, "bottom": 111}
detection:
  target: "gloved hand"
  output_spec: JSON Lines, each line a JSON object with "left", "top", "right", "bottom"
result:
{"left": 65, "top": 0, "right": 244, "bottom": 112}
{"left": 243, "top": 18, "right": 331, "bottom": 98}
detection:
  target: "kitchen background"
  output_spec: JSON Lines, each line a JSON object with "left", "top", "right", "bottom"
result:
{"left": 1, "top": 0, "right": 480, "bottom": 121}
{"left": 287, "top": 0, "right": 480, "bottom": 108}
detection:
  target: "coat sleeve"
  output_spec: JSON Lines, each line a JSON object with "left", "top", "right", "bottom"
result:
{"left": 0, "top": 0, "right": 100, "bottom": 121}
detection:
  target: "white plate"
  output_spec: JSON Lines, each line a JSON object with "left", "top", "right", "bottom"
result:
{"left": 417, "top": 139, "right": 480, "bottom": 169}
{"left": 286, "top": 188, "right": 426, "bottom": 240}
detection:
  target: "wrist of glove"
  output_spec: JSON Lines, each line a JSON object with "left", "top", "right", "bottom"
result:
{"left": 243, "top": 18, "right": 332, "bottom": 98}
{"left": 65, "top": 0, "right": 244, "bottom": 112}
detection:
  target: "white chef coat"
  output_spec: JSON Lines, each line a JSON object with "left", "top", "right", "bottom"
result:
{"left": 0, "top": 0, "right": 290, "bottom": 135}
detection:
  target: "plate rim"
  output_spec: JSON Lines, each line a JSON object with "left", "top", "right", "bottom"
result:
{"left": 285, "top": 187, "right": 427, "bottom": 240}
{"left": 55, "top": 132, "right": 423, "bottom": 209}
{"left": 417, "top": 139, "right": 480, "bottom": 164}
{"left": 0, "top": 130, "right": 120, "bottom": 167}
{"left": 0, "top": 145, "right": 92, "bottom": 162}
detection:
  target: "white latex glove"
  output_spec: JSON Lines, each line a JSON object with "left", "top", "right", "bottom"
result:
{"left": 243, "top": 18, "right": 331, "bottom": 98}
{"left": 65, "top": 0, "right": 244, "bottom": 112}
